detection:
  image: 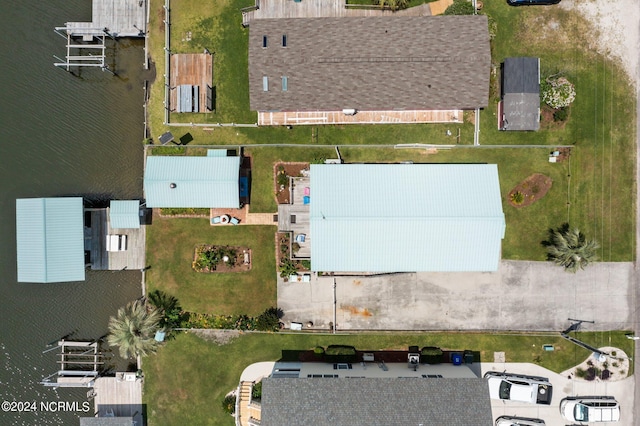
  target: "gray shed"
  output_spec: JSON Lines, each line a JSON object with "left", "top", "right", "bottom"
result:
{"left": 501, "top": 57, "right": 540, "bottom": 131}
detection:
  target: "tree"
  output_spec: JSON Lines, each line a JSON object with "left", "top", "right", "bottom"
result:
{"left": 107, "top": 300, "right": 161, "bottom": 359}
{"left": 443, "top": 0, "right": 475, "bottom": 15}
{"left": 148, "top": 289, "right": 183, "bottom": 329}
{"left": 543, "top": 223, "right": 599, "bottom": 273}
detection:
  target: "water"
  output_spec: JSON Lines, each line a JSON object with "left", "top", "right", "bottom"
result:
{"left": 0, "top": 1, "right": 149, "bottom": 424}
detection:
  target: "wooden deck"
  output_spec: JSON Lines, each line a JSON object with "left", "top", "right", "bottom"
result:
{"left": 237, "top": 381, "right": 262, "bottom": 426}
{"left": 277, "top": 177, "right": 311, "bottom": 258}
{"left": 259, "top": 109, "right": 462, "bottom": 126}
{"left": 243, "top": 0, "right": 431, "bottom": 25}
{"left": 93, "top": 373, "right": 143, "bottom": 422}
{"left": 66, "top": 0, "right": 147, "bottom": 37}
{"left": 170, "top": 53, "right": 214, "bottom": 113}
{"left": 87, "top": 209, "right": 146, "bottom": 271}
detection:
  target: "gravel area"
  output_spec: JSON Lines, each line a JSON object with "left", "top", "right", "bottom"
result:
{"left": 560, "top": 0, "right": 639, "bottom": 81}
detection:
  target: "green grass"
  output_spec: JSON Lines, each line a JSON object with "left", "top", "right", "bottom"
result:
{"left": 144, "top": 330, "right": 634, "bottom": 426}
{"left": 145, "top": 217, "right": 276, "bottom": 315}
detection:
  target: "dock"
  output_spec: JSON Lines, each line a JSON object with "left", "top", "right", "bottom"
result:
{"left": 90, "top": 373, "right": 143, "bottom": 422}
{"left": 169, "top": 53, "right": 214, "bottom": 113}
{"left": 86, "top": 208, "right": 147, "bottom": 271}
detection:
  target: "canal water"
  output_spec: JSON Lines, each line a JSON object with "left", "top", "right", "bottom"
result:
{"left": 0, "top": 1, "right": 149, "bottom": 424}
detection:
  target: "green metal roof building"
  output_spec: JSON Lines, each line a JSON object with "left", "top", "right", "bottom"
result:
{"left": 109, "top": 200, "right": 140, "bottom": 229}
{"left": 15, "top": 197, "right": 85, "bottom": 283}
{"left": 144, "top": 156, "right": 241, "bottom": 208}
{"left": 310, "top": 164, "right": 505, "bottom": 272}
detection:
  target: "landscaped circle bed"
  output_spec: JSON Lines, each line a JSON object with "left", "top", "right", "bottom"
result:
{"left": 508, "top": 173, "right": 552, "bottom": 208}
{"left": 192, "top": 245, "right": 251, "bottom": 272}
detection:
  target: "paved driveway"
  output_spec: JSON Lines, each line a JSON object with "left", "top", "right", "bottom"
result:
{"left": 278, "top": 261, "right": 633, "bottom": 331}
{"left": 483, "top": 362, "right": 634, "bottom": 426}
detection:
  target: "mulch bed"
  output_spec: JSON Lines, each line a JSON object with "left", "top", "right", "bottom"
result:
{"left": 192, "top": 245, "right": 251, "bottom": 273}
{"left": 508, "top": 173, "right": 553, "bottom": 208}
{"left": 274, "top": 162, "right": 309, "bottom": 204}
{"left": 540, "top": 105, "right": 570, "bottom": 130}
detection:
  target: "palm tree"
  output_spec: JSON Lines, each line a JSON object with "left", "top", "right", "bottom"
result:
{"left": 148, "top": 290, "right": 183, "bottom": 329}
{"left": 543, "top": 224, "right": 599, "bottom": 273}
{"left": 107, "top": 300, "right": 161, "bottom": 359}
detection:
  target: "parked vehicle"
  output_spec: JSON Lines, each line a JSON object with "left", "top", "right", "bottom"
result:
{"left": 485, "top": 371, "right": 553, "bottom": 405}
{"left": 507, "top": 0, "right": 561, "bottom": 5}
{"left": 560, "top": 397, "right": 620, "bottom": 423}
{"left": 496, "top": 416, "right": 545, "bottom": 426}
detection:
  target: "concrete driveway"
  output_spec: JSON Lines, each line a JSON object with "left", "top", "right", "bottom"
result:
{"left": 278, "top": 261, "right": 633, "bottom": 331}
{"left": 483, "top": 362, "right": 634, "bottom": 426}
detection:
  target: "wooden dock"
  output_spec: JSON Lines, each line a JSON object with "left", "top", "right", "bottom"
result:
{"left": 66, "top": 0, "right": 147, "bottom": 38}
{"left": 243, "top": 0, "right": 431, "bottom": 25}
{"left": 92, "top": 373, "right": 143, "bottom": 422}
{"left": 87, "top": 208, "right": 146, "bottom": 271}
{"left": 259, "top": 109, "right": 462, "bottom": 126}
{"left": 170, "top": 53, "right": 214, "bottom": 113}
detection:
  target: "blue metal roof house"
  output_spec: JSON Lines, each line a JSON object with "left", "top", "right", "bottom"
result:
{"left": 310, "top": 164, "right": 505, "bottom": 272}
{"left": 144, "top": 156, "right": 241, "bottom": 208}
{"left": 109, "top": 200, "right": 140, "bottom": 229}
{"left": 16, "top": 197, "right": 86, "bottom": 283}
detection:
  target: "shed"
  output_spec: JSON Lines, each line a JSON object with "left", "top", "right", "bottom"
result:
{"left": 310, "top": 164, "right": 505, "bottom": 272}
{"left": 501, "top": 57, "right": 540, "bottom": 131}
{"left": 109, "top": 200, "right": 140, "bottom": 229}
{"left": 144, "top": 156, "right": 241, "bottom": 208}
{"left": 16, "top": 197, "right": 85, "bottom": 283}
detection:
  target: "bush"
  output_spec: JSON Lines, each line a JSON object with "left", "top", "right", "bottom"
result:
{"left": 277, "top": 170, "right": 288, "bottom": 187}
{"left": 510, "top": 191, "right": 524, "bottom": 205}
{"left": 301, "top": 260, "right": 312, "bottom": 269}
{"left": 221, "top": 395, "right": 235, "bottom": 414}
{"left": 574, "top": 367, "right": 587, "bottom": 378}
{"left": 255, "top": 307, "right": 282, "bottom": 331}
{"left": 252, "top": 381, "right": 262, "bottom": 400}
{"left": 444, "top": 0, "right": 474, "bottom": 15}
{"left": 542, "top": 76, "right": 576, "bottom": 109}
{"left": 280, "top": 258, "right": 298, "bottom": 278}
{"left": 325, "top": 345, "right": 357, "bottom": 356}
{"left": 421, "top": 346, "right": 444, "bottom": 364}
{"left": 314, "top": 346, "right": 325, "bottom": 356}
{"left": 553, "top": 107, "right": 569, "bottom": 122}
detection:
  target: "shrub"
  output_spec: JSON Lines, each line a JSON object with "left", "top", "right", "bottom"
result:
{"left": 255, "top": 307, "right": 282, "bottom": 331}
{"left": 542, "top": 76, "right": 576, "bottom": 109}
{"left": 553, "top": 107, "right": 569, "bottom": 122}
{"left": 301, "top": 260, "right": 312, "bottom": 269}
{"left": 510, "top": 191, "right": 524, "bottom": 205}
{"left": 252, "top": 381, "right": 262, "bottom": 400}
{"left": 421, "top": 346, "right": 444, "bottom": 364}
{"left": 277, "top": 171, "right": 288, "bottom": 186}
{"left": 280, "top": 258, "right": 298, "bottom": 278}
{"left": 444, "top": 0, "right": 474, "bottom": 15}
{"left": 221, "top": 394, "right": 235, "bottom": 414}
{"left": 314, "top": 346, "right": 325, "bottom": 356}
{"left": 601, "top": 369, "right": 611, "bottom": 380}
{"left": 325, "top": 345, "right": 357, "bottom": 356}
{"left": 574, "top": 367, "right": 587, "bottom": 378}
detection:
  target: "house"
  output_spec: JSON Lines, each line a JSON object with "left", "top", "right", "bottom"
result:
{"left": 249, "top": 16, "right": 491, "bottom": 125}
{"left": 500, "top": 57, "right": 540, "bottom": 131}
{"left": 238, "top": 361, "right": 492, "bottom": 426}
{"left": 143, "top": 156, "right": 241, "bottom": 208}
{"left": 15, "top": 197, "right": 85, "bottom": 283}
{"left": 309, "top": 164, "right": 505, "bottom": 272}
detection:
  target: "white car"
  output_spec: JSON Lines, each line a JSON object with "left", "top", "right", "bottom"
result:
{"left": 560, "top": 397, "right": 620, "bottom": 423}
{"left": 495, "top": 416, "right": 545, "bottom": 426}
{"left": 484, "top": 372, "right": 552, "bottom": 404}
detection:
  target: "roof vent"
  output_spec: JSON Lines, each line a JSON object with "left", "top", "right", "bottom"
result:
{"left": 170, "top": 183, "right": 177, "bottom": 189}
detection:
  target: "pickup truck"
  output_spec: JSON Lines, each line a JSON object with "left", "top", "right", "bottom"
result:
{"left": 485, "top": 372, "right": 553, "bottom": 405}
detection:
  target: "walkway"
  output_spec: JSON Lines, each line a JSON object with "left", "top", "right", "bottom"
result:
{"left": 210, "top": 205, "right": 277, "bottom": 226}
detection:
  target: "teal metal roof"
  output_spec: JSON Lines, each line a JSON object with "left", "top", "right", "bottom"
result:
{"left": 109, "top": 200, "right": 140, "bottom": 229}
{"left": 207, "top": 149, "right": 228, "bottom": 157}
{"left": 310, "top": 164, "right": 505, "bottom": 272}
{"left": 16, "top": 197, "right": 86, "bottom": 283}
{"left": 144, "top": 156, "right": 241, "bottom": 208}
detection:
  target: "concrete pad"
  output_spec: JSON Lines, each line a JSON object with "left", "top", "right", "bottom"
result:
{"left": 277, "top": 261, "right": 634, "bottom": 331}
{"left": 239, "top": 361, "right": 275, "bottom": 382}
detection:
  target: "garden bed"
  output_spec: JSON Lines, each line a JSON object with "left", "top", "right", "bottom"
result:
{"left": 274, "top": 162, "right": 310, "bottom": 204}
{"left": 508, "top": 173, "right": 553, "bottom": 208}
{"left": 192, "top": 245, "right": 251, "bottom": 273}
{"left": 276, "top": 232, "right": 311, "bottom": 279}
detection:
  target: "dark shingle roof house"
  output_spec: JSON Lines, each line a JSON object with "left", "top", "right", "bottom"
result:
{"left": 500, "top": 57, "right": 540, "bottom": 131}
{"left": 249, "top": 16, "right": 491, "bottom": 114}
{"left": 260, "top": 377, "right": 493, "bottom": 425}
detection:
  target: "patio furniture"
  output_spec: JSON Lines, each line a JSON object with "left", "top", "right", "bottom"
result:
{"left": 303, "top": 196, "right": 310, "bottom": 205}
{"left": 296, "top": 234, "right": 306, "bottom": 243}
{"left": 220, "top": 214, "right": 230, "bottom": 224}
{"left": 106, "top": 234, "right": 127, "bottom": 252}
{"left": 304, "top": 187, "right": 310, "bottom": 196}
{"left": 211, "top": 216, "right": 221, "bottom": 224}
{"left": 230, "top": 217, "right": 240, "bottom": 225}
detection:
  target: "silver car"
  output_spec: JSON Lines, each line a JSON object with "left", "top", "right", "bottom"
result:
{"left": 495, "top": 416, "right": 545, "bottom": 426}
{"left": 560, "top": 397, "right": 620, "bottom": 423}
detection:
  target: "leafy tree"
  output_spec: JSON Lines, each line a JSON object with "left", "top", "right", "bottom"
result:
{"left": 542, "top": 223, "right": 599, "bottom": 273}
{"left": 255, "top": 307, "right": 283, "bottom": 331}
{"left": 107, "top": 300, "right": 161, "bottom": 359}
{"left": 444, "top": 0, "right": 475, "bottom": 15}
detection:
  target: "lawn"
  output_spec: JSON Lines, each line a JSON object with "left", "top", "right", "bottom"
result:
{"left": 144, "top": 330, "right": 634, "bottom": 426}
{"left": 145, "top": 215, "right": 276, "bottom": 315}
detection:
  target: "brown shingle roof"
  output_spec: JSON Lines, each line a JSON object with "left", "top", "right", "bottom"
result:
{"left": 249, "top": 16, "right": 490, "bottom": 112}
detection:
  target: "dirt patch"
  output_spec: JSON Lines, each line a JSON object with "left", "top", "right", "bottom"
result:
{"left": 192, "top": 245, "right": 252, "bottom": 272}
{"left": 508, "top": 173, "right": 553, "bottom": 208}
{"left": 274, "top": 162, "right": 309, "bottom": 204}
{"left": 540, "top": 105, "right": 570, "bottom": 130}
{"left": 189, "top": 329, "right": 241, "bottom": 345}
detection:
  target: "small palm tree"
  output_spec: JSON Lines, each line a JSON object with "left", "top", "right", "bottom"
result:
{"left": 107, "top": 300, "right": 161, "bottom": 359}
{"left": 148, "top": 290, "right": 183, "bottom": 329}
{"left": 543, "top": 223, "right": 599, "bottom": 273}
